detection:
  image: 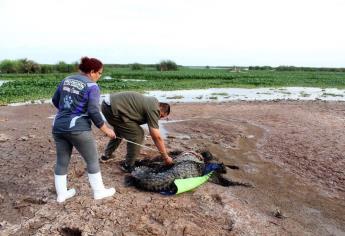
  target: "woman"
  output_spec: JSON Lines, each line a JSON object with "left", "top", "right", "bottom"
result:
{"left": 52, "top": 57, "right": 116, "bottom": 202}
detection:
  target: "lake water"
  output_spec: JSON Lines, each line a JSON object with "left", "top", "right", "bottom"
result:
{"left": 0, "top": 80, "right": 8, "bottom": 86}
{"left": 100, "top": 87, "right": 345, "bottom": 104}
{"left": 9, "top": 87, "right": 345, "bottom": 106}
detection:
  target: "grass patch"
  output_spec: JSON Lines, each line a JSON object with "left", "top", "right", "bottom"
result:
{"left": 211, "top": 92, "right": 229, "bottom": 96}
{"left": 256, "top": 92, "right": 272, "bottom": 95}
{"left": 166, "top": 95, "right": 184, "bottom": 99}
{"left": 279, "top": 91, "right": 292, "bottom": 95}
{"left": 1, "top": 69, "right": 345, "bottom": 104}
{"left": 299, "top": 91, "right": 311, "bottom": 97}
{"left": 322, "top": 93, "right": 344, "bottom": 97}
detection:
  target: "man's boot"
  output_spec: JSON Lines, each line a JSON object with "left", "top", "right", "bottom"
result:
{"left": 54, "top": 174, "right": 76, "bottom": 203}
{"left": 88, "top": 172, "right": 116, "bottom": 200}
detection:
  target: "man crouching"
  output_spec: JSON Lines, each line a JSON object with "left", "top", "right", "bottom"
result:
{"left": 100, "top": 91, "right": 173, "bottom": 172}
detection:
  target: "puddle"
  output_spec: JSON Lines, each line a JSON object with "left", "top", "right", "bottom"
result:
{"left": 141, "top": 119, "right": 187, "bottom": 139}
{"left": 99, "top": 87, "right": 345, "bottom": 105}
{"left": 0, "top": 80, "right": 9, "bottom": 87}
{"left": 145, "top": 87, "right": 345, "bottom": 102}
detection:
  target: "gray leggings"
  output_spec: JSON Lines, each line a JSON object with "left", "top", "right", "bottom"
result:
{"left": 53, "top": 131, "right": 100, "bottom": 175}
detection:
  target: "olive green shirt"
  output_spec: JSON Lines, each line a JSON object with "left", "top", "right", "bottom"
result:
{"left": 109, "top": 92, "right": 160, "bottom": 128}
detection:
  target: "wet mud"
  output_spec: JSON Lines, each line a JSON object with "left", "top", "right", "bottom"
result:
{"left": 0, "top": 101, "right": 344, "bottom": 235}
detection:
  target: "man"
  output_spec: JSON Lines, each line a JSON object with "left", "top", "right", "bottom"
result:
{"left": 100, "top": 92, "right": 173, "bottom": 172}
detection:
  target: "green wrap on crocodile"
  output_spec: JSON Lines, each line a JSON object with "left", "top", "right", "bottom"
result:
{"left": 174, "top": 172, "right": 213, "bottom": 194}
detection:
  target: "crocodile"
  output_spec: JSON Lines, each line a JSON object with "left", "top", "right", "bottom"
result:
{"left": 126, "top": 150, "right": 252, "bottom": 193}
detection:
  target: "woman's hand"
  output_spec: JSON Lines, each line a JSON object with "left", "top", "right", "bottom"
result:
{"left": 100, "top": 124, "right": 116, "bottom": 139}
{"left": 105, "top": 128, "right": 116, "bottom": 139}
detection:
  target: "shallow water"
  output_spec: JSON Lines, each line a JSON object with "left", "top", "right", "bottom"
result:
{"left": 145, "top": 87, "right": 345, "bottom": 102}
{"left": 0, "top": 80, "right": 8, "bottom": 86}
{"left": 141, "top": 119, "right": 188, "bottom": 139}
{"left": 9, "top": 87, "right": 345, "bottom": 106}
{"left": 100, "top": 87, "right": 345, "bottom": 105}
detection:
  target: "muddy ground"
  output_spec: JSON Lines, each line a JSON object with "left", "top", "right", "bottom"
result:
{"left": 0, "top": 101, "right": 344, "bottom": 236}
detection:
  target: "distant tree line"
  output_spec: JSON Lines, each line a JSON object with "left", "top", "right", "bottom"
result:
{"left": 156, "top": 60, "right": 178, "bottom": 71}
{"left": 0, "top": 59, "right": 78, "bottom": 74}
{"left": 98, "top": 60, "right": 179, "bottom": 71}
{"left": 105, "top": 63, "right": 157, "bottom": 69}
{"left": 3, "top": 58, "right": 342, "bottom": 74}
{"left": 0, "top": 58, "right": 179, "bottom": 73}
{"left": 129, "top": 60, "right": 179, "bottom": 71}
{"left": 248, "top": 66, "right": 345, "bottom": 72}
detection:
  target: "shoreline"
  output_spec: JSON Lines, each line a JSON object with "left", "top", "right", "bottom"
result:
{"left": 4, "top": 86, "right": 345, "bottom": 106}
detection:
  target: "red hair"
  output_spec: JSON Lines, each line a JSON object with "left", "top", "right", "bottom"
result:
{"left": 78, "top": 57, "right": 103, "bottom": 73}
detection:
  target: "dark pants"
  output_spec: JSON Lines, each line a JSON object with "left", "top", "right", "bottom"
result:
{"left": 101, "top": 102, "right": 144, "bottom": 167}
{"left": 53, "top": 131, "right": 100, "bottom": 175}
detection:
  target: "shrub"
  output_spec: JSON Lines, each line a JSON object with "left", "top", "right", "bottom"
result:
{"left": 0, "top": 60, "right": 18, "bottom": 73}
{"left": 41, "top": 64, "right": 54, "bottom": 73}
{"left": 55, "top": 61, "right": 76, "bottom": 73}
{"left": 131, "top": 63, "right": 143, "bottom": 70}
{"left": 17, "top": 58, "right": 41, "bottom": 73}
{"left": 157, "top": 60, "right": 178, "bottom": 71}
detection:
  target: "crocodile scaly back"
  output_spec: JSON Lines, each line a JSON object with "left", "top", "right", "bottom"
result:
{"left": 131, "top": 151, "right": 205, "bottom": 192}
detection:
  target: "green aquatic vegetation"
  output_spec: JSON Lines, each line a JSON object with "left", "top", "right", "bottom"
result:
{"left": 279, "top": 91, "right": 292, "bottom": 95}
{"left": 166, "top": 95, "right": 184, "bottom": 99}
{"left": 299, "top": 91, "right": 311, "bottom": 97}
{"left": 321, "top": 93, "right": 344, "bottom": 97}
{"left": 211, "top": 92, "right": 229, "bottom": 96}
{"left": 256, "top": 92, "right": 272, "bottom": 95}
{"left": 1, "top": 69, "right": 345, "bottom": 105}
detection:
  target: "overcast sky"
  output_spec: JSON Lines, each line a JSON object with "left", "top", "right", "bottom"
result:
{"left": 0, "top": 0, "right": 344, "bottom": 67}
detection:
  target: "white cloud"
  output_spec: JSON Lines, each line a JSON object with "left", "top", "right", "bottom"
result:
{"left": 0, "top": 0, "right": 344, "bottom": 66}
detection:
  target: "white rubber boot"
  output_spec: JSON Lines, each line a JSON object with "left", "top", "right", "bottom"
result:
{"left": 88, "top": 172, "right": 115, "bottom": 200}
{"left": 54, "top": 174, "right": 76, "bottom": 203}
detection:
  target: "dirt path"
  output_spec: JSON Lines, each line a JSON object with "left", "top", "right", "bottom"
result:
{"left": 0, "top": 101, "right": 344, "bottom": 235}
